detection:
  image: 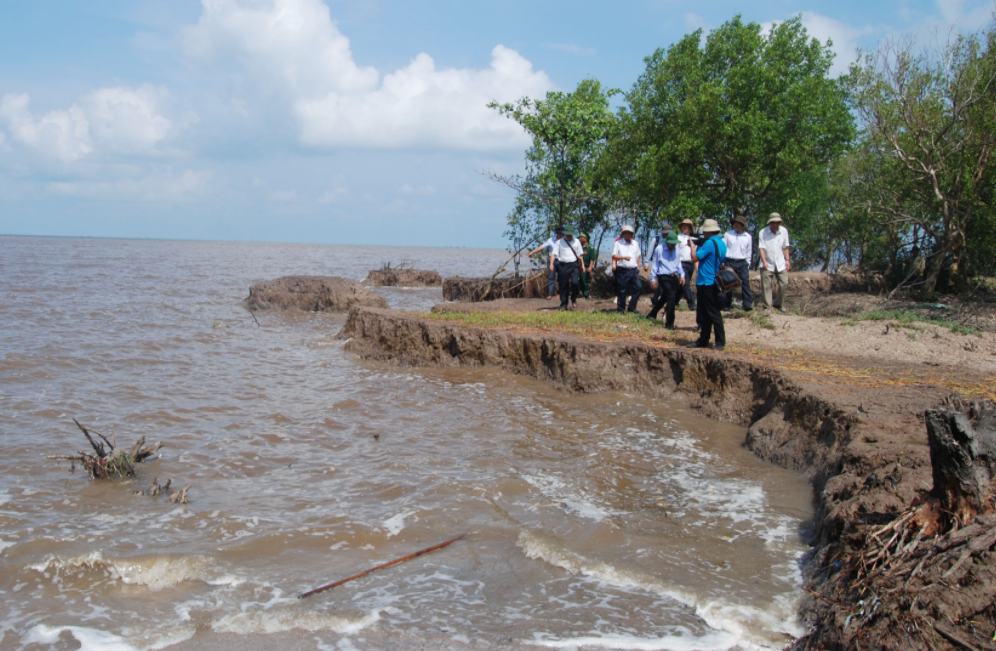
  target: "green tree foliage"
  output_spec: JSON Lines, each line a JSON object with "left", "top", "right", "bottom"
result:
{"left": 602, "top": 15, "right": 854, "bottom": 239}
{"left": 488, "top": 79, "right": 617, "bottom": 250}
{"left": 843, "top": 31, "right": 996, "bottom": 291}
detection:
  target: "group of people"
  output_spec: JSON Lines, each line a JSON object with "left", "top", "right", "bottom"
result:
{"left": 528, "top": 213, "right": 792, "bottom": 352}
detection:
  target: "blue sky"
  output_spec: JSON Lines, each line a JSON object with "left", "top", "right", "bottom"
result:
{"left": 1, "top": 0, "right": 992, "bottom": 247}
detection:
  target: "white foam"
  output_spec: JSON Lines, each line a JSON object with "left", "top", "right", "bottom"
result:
{"left": 0, "top": 540, "right": 14, "bottom": 554}
{"left": 517, "top": 531, "right": 802, "bottom": 650}
{"left": 522, "top": 474, "right": 619, "bottom": 522}
{"left": 30, "top": 551, "right": 243, "bottom": 591}
{"left": 530, "top": 632, "right": 737, "bottom": 650}
{"left": 212, "top": 607, "right": 381, "bottom": 635}
{"left": 24, "top": 625, "right": 139, "bottom": 651}
{"left": 383, "top": 510, "right": 416, "bottom": 537}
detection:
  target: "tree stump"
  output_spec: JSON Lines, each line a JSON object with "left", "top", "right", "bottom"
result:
{"left": 925, "top": 396, "right": 996, "bottom": 525}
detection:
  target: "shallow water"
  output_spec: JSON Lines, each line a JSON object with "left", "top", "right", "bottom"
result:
{"left": 0, "top": 237, "right": 813, "bottom": 651}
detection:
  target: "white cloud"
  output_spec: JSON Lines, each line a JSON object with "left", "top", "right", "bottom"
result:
{"left": 399, "top": 183, "right": 435, "bottom": 196}
{"left": 543, "top": 43, "right": 596, "bottom": 56}
{"left": 182, "top": 0, "right": 553, "bottom": 150}
{"left": 936, "top": 0, "right": 993, "bottom": 28}
{"left": 317, "top": 175, "right": 349, "bottom": 203}
{"left": 0, "top": 85, "right": 176, "bottom": 162}
{"left": 763, "top": 13, "right": 871, "bottom": 77}
{"left": 48, "top": 168, "right": 212, "bottom": 201}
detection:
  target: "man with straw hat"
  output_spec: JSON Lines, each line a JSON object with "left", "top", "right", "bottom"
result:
{"left": 646, "top": 231, "right": 684, "bottom": 329}
{"left": 550, "top": 226, "right": 585, "bottom": 310}
{"left": 688, "top": 219, "right": 727, "bottom": 350}
{"left": 578, "top": 233, "right": 597, "bottom": 300}
{"left": 721, "top": 210, "right": 753, "bottom": 311}
{"left": 676, "top": 218, "right": 697, "bottom": 313}
{"left": 612, "top": 224, "right": 643, "bottom": 315}
{"left": 758, "top": 213, "right": 791, "bottom": 313}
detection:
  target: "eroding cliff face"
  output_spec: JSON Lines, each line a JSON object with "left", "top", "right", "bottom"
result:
{"left": 245, "top": 276, "right": 388, "bottom": 312}
{"left": 336, "top": 307, "right": 993, "bottom": 651}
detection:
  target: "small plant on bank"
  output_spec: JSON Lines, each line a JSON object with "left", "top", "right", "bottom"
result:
{"left": 836, "top": 309, "right": 978, "bottom": 335}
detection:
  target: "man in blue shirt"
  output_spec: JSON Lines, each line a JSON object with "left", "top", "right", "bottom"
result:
{"left": 687, "top": 219, "right": 727, "bottom": 351}
{"left": 646, "top": 232, "right": 684, "bottom": 329}
{"left": 527, "top": 226, "right": 564, "bottom": 300}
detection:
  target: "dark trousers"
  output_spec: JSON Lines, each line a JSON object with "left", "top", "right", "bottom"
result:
{"left": 679, "top": 261, "right": 696, "bottom": 309}
{"left": 615, "top": 267, "right": 642, "bottom": 314}
{"left": 720, "top": 259, "right": 752, "bottom": 310}
{"left": 547, "top": 268, "right": 557, "bottom": 297}
{"left": 651, "top": 277, "right": 664, "bottom": 306}
{"left": 556, "top": 261, "right": 580, "bottom": 307}
{"left": 696, "top": 283, "right": 726, "bottom": 347}
{"left": 647, "top": 275, "right": 680, "bottom": 327}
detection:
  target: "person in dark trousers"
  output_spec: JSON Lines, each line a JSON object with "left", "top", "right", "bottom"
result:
{"left": 578, "top": 233, "right": 597, "bottom": 299}
{"left": 527, "top": 226, "right": 564, "bottom": 300}
{"left": 687, "top": 219, "right": 727, "bottom": 351}
{"left": 676, "top": 218, "right": 697, "bottom": 313}
{"left": 721, "top": 211, "right": 753, "bottom": 311}
{"left": 612, "top": 224, "right": 642, "bottom": 315}
{"left": 550, "top": 226, "right": 585, "bottom": 310}
{"left": 645, "top": 223, "right": 674, "bottom": 308}
{"left": 646, "top": 232, "right": 684, "bottom": 329}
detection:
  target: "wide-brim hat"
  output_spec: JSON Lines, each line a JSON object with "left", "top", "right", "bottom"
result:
{"left": 665, "top": 232, "right": 679, "bottom": 245}
{"left": 562, "top": 225, "right": 577, "bottom": 236}
{"left": 733, "top": 213, "right": 747, "bottom": 226}
{"left": 660, "top": 223, "right": 674, "bottom": 234}
{"left": 701, "top": 218, "right": 721, "bottom": 233}
{"left": 620, "top": 224, "right": 635, "bottom": 236}
{"left": 679, "top": 218, "right": 695, "bottom": 227}
{"left": 767, "top": 213, "right": 783, "bottom": 224}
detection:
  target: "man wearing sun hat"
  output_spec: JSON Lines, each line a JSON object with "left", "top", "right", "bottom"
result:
{"left": 612, "top": 224, "right": 643, "bottom": 315}
{"left": 578, "top": 233, "right": 597, "bottom": 299}
{"left": 646, "top": 231, "right": 684, "bottom": 329}
{"left": 758, "top": 213, "right": 791, "bottom": 313}
{"left": 528, "top": 225, "right": 564, "bottom": 300}
{"left": 721, "top": 211, "right": 753, "bottom": 311}
{"left": 676, "top": 218, "right": 697, "bottom": 312}
{"left": 687, "top": 218, "right": 727, "bottom": 350}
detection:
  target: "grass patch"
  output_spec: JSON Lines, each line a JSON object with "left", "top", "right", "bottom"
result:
{"left": 836, "top": 309, "right": 977, "bottom": 335}
{"left": 424, "top": 309, "right": 684, "bottom": 344}
{"left": 747, "top": 311, "right": 777, "bottom": 330}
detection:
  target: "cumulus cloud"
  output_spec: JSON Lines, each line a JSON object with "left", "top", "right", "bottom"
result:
{"left": 0, "top": 85, "right": 176, "bottom": 162}
{"left": 182, "top": 0, "right": 553, "bottom": 150}
{"left": 763, "top": 13, "right": 871, "bottom": 77}
{"left": 48, "top": 168, "right": 212, "bottom": 201}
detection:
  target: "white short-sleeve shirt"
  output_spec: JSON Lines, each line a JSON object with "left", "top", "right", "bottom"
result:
{"left": 723, "top": 230, "right": 752, "bottom": 261}
{"left": 553, "top": 237, "right": 583, "bottom": 263}
{"left": 612, "top": 239, "right": 642, "bottom": 269}
{"left": 677, "top": 233, "right": 694, "bottom": 263}
{"left": 759, "top": 227, "right": 790, "bottom": 272}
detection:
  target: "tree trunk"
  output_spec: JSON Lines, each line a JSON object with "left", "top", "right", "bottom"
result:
{"left": 925, "top": 397, "right": 996, "bottom": 526}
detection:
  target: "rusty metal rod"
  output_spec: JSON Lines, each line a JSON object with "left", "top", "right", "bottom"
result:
{"left": 299, "top": 533, "right": 467, "bottom": 599}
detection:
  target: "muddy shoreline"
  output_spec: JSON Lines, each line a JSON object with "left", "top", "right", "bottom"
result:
{"left": 335, "top": 306, "right": 984, "bottom": 649}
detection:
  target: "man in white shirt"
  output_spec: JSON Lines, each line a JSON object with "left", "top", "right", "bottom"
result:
{"left": 676, "top": 218, "right": 697, "bottom": 313}
{"left": 721, "top": 211, "right": 753, "bottom": 311}
{"left": 550, "top": 226, "right": 585, "bottom": 310}
{"left": 612, "top": 225, "right": 643, "bottom": 315}
{"left": 528, "top": 226, "right": 564, "bottom": 300}
{"left": 758, "top": 213, "right": 791, "bottom": 312}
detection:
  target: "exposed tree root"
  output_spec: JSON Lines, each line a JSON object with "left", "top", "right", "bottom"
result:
{"left": 135, "top": 476, "right": 192, "bottom": 504}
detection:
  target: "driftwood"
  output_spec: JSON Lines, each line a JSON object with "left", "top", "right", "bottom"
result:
{"left": 47, "top": 419, "right": 164, "bottom": 480}
{"left": 300, "top": 533, "right": 467, "bottom": 598}
{"left": 134, "top": 476, "right": 191, "bottom": 504}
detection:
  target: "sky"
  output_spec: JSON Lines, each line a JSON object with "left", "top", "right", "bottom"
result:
{"left": 0, "top": 0, "right": 993, "bottom": 247}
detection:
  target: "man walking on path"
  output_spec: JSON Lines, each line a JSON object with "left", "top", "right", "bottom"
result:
{"left": 646, "top": 232, "right": 684, "bottom": 329}
{"left": 551, "top": 226, "right": 585, "bottom": 310}
{"left": 721, "top": 212, "right": 753, "bottom": 311}
{"left": 677, "top": 219, "right": 697, "bottom": 312}
{"left": 612, "top": 225, "right": 643, "bottom": 315}
{"left": 687, "top": 219, "right": 727, "bottom": 350}
{"left": 528, "top": 227, "right": 564, "bottom": 301}
{"left": 578, "top": 233, "right": 597, "bottom": 299}
{"left": 645, "top": 223, "right": 674, "bottom": 307}
{"left": 758, "top": 213, "right": 791, "bottom": 313}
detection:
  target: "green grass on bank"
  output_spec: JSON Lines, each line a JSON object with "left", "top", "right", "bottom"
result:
{"left": 835, "top": 309, "right": 978, "bottom": 335}
{"left": 424, "top": 309, "right": 675, "bottom": 341}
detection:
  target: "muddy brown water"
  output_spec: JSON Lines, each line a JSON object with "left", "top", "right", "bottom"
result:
{"left": 0, "top": 237, "right": 813, "bottom": 650}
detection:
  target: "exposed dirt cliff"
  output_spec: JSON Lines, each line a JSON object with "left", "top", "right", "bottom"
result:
{"left": 335, "top": 307, "right": 996, "bottom": 650}
{"left": 244, "top": 275, "right": 388, "bottom": 312}
{"left": 362, "top": 268, "right": 442, "bottom": 287}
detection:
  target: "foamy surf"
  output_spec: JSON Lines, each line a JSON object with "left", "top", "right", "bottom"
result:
{"left": 23, "top": 624, "right": 194, "bottom": 651}
{"left": 29, "top": 550, "right": 244, "bottom": 591}
{"left": 517, "top": 530, "right": 802, "bottom": 650}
